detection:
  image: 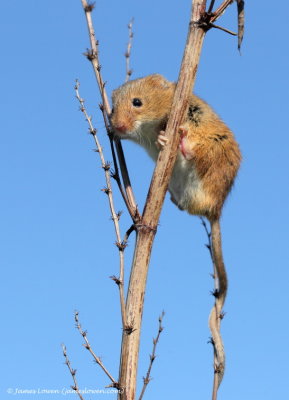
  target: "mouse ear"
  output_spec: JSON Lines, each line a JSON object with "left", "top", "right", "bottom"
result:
{"left": 147, "top": 74, "right": 172, "bottom": 89}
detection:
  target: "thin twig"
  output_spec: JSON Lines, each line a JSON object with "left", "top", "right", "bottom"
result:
{"left": 74, "top": 311, "right": 119, "bottom": 387}
{"left": 75, "top": 81, "right": 127, "bottom": 329}
{"left": 80, "top": 0, "right": 139, "bottom": 220}
{"left": 98, "top": 103, "right": 136, "bottom": 220}
{"left": 207, "top": 0, "right": 216, "bottom": 14}
{"left": 62, "top": 344, "right": 86, "bottom": 400}
{"left": 125, "top": 19, "right": 134, "bottom": 82}
{"left": 138, "top": 312, "right": 165, "bottom": 400}
{"left": 200, "top": 217, "right": 213, "bottom": 262}
{"left": 81, "top": 1, "right": 110, "bottom": 112}
{"left": 210, "top": 23, "right": 237, "bottom": 36}
{"left": 211, "top": 0, "right": 234, "bottom": 22}
{"left": 123, "top": 224, "right": 136, "bottom": 244}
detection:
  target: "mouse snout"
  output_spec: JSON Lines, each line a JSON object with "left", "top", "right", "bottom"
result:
{"left": 113, "top": 123, "right": 128, "bottom": 133}
{"left": 112, "top": 121, "right": 130, "bottom": 135}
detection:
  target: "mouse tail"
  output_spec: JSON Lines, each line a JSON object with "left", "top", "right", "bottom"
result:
{"left": 208, "top": 218, "right": 228, "bottom": 394}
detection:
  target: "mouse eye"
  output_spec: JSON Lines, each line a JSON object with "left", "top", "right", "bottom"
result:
{"left": 111, "top": 107, "right": 114, "bottom": 114}
{"left": 132, "top": 98, "right": 143, "bottom": 107}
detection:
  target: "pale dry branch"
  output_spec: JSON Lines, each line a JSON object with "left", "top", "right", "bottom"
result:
{"left": 123, "top": 1, "right": 237, "bottom": 395}
{"left": 125, "top": 19, "right": 134, "bottom": 82}
{"left": 211, "top": 0, "right": 234, "bottom": 22}
{"left": 74, "top": 311, "right": 119, "bottom": 388}
{"left": 62, "top": 344, "right": 86, "bottom": 400}
{"left": 75, "top": 81, "right": 127, "bottom": 329}
{"left": 118, "top": 2, "right": 209, "bottom": 399}
{"left": 81, "top": 0, "right": 139, "bottom": 220}
{"left": 138, "top": 312, "right": 165, "bottom": 400}
{"left": 80, "top": 0, "right": 110, "bottom": 112}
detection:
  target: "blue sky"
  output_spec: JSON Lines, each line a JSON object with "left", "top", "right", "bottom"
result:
{"left": 1, "top": 1, "right": 289, "bottom": 399}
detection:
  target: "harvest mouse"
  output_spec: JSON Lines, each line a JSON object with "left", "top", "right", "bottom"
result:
{"left": 111, "top": 74, "right": 241, "bottom": 383}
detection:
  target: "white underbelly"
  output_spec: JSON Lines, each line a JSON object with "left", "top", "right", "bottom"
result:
{"left": 130, "top": 128, "right": 205, "bottom": 211}
{"left": 169, "top": 154, "right": 204, "bottom": 211}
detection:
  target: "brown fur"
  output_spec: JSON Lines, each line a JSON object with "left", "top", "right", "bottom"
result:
{"left": 184, "top": 102, "right": 241, "bottom": 220}
{"left": 111, "top": 74, "right": 241, "bottom": 221}
{"left": 112, "top": 75, "right": 173, "bottom": 130}
{"left": 111, "top": 75, "right": 241, "bottom": 387}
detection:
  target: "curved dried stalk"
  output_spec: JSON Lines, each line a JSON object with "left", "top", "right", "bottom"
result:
{"left": 118, "top": 1, "right": 208, "bottom": 398}
{"left": 75, "top": 81, "right": 126, "bottom": 329}
{"left": 81, "top": 0, "right": 140, "bottom": 221}
{"left": 75, "top": 311, "right": 118, "bottom": 387}
{"left": 211, "top": 0, "right": 234, "bottom": 22}
{"left": 138, "top": 312, "right": 165, "bottom": 400}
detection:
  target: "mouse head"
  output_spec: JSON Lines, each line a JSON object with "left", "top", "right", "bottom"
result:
{"left": 111, "top": 74, "right": 174, "bottom": 138}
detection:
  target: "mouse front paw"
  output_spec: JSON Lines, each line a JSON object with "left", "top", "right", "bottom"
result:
{"left": 155, "top": 130, "right": 168, "bottom": 150}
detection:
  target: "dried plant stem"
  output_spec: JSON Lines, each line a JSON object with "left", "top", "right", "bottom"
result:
{"left": 117, "top": 0, "right": 236, "bottom": 391}
{"left": 210, "top": 23, "right": 236, "bottom": 36}
{"left": 118, "top": 1, "right": 208, "bottom": 399}
{"left": 62, "top": 344, "right": 86, "bottom": 400}
{"left": 114, "top": 136, "right": 139, "bottom": 221}
{"left": 207, "top": 0, "right": 216, "bottom": 14}
{"left": 123, "top": 224, "right": 136, "bottom": 243}
{"left": 138, "top": 312, "right": 165, "bottom": 400}
{"left": 125, "top": 19, "right": 134, "bottom": 82}
{"left": 80, "top": 1, "right": 110, "bottom": 112}
{"left": 211, "top": 0, "right": 234, "bottom": 22}
{"left": 75, "top": 81, "right": 126, "bottom": 329}
{"left": 97, "top": 105, "right": 136, "bottom": 221}
{"left": 75, "top": 311, "right": 118, "bottom": 387}
{"left": 80, "top": 0, "right": 139, "bottom": 220}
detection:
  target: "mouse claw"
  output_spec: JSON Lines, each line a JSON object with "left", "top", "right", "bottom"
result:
{"left": 179, "top": 126, "right": 188, "bottom": 137}
{"left": 156, "top": 130, "right": 168, "bottom": 150}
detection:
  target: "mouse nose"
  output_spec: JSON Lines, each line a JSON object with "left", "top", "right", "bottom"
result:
{"left": 114, "top": 124, "right": 127, "bottom": 133}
